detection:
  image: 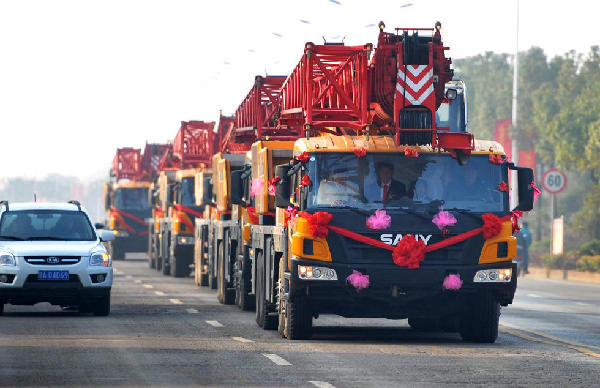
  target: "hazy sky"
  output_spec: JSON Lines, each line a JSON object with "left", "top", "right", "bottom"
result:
{"left": 1, "top": 0, "right": 598, "bottom": 181}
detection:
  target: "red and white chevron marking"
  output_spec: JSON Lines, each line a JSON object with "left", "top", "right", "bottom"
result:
{"left": 396, "top": 64, "right": 434, "bottom": 106}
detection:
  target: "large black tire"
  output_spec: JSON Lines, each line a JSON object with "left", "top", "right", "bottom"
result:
{"left": 170, "top": 250, "right": 190, "bottom": 278}
{"left": 217, "top": 239, "right": 235, "bottom": 305}
{"left": 199, "top": 233, "right": 209, "bottom": 286}
{"left": 93, "top": 294, "right": 111, "bottom": 317}
{"left": 109, "top": 241, "right": 125, "bottom": 261}
{"left": 460, "top": 292, "right": 500, "bottom": 343}
{"left": 236, "top": 250, "right": 255, "bottom": 311}
{"left": 284, "top": 295, "right": 312, "bottom": 340}
{"left": 162, "top": 255, "right": 170, "bottom": 276}
{"left": 255, "top": 248, "right": 277, "bottom": 330}
{"left": 156, "top": 253, "right": 163, "bottom": 271}
{"left": 0, "top": 301, "right": 4, "bottom": 316}
{"left": 408, "top": 317, "right": 441, "bottom": 332}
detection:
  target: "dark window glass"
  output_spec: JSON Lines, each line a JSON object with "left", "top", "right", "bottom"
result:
{"left": 307, "top": 153, "right": 507, "bottom": 213}
{"left": 114, "top": 188, "right": 149, "bottom": 210}
{"left": 181, "top": 178, "right": 195, "bottom": 206}
{"left": 0, "top": 210, "right": 96, "bottom": 241}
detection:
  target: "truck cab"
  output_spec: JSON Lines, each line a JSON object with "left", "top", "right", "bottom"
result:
{"left": 103, "top": 180, "right": 151, "bottom": 260}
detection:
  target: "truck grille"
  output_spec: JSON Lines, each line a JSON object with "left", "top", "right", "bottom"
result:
{"left": 25, "top": 256, "right": 82, "bottom": 265}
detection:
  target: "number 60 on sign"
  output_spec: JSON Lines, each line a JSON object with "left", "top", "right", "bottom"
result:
{"left": 542, "top": 168, "right": 567, "bottom": 194}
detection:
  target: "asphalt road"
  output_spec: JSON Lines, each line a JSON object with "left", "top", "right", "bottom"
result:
{"left": 1, "top": 257, "right": 600, "bottom": 388}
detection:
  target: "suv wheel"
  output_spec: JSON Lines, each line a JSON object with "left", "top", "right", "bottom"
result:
{"left": 93, "top": 295, "right": 111, "bottom": 316}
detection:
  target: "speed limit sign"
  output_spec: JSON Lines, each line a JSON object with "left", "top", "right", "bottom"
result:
{"left": 542, "top": 168, "right": 567, "bottom": 194}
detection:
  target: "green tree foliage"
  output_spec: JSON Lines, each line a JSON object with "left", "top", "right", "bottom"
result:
{"left": 457, "top": 45, "right": 600, "bottom": 240}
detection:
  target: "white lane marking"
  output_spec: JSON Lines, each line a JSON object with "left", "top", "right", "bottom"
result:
{"left": 206, "top": 320, "right": 224, "bottom": 327}
{"left": 262, "top": 353, "right": 291, "bottom": 366}
{"left": 232, "top": 336, "right": 254, "bottom": 343}
{"left": 143, "top": 284, "right": 154, "bottom": 289}
{"left": 125, "top": 275, "right": 133, "bottom": 279}
{"left": 186, "top": 308, "right": 199, "bottom": 314}
{"left": 527, "top": 293, "right": 541, "bottom": 298}
{"left": 134, "top": 279, "right": 142, "bottom": 284}
{"left": 575, "top": 302, "right": 590, "bottom": 306}
{"left": 169, "top": 298, "right": 183, "bottom": 305}
{"left": 310, "top": 381, "right": 337, "bottom": 388}
{"left": 154, "top": 291, "right": 166, "bottom": 296}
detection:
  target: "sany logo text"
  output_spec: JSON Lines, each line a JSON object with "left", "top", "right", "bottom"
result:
{"left": 380, "top": 234, "right": 432, "bottom": 246}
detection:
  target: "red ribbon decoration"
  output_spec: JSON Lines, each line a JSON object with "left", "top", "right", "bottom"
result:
{"left": 498, "top": 181, "right": 509, "bottom": 192}
{"left": 404, "top": 148, "right": 419, "bottom": 158}
{"left": 246, "top": 206, "right": 259, "bottom": 224}
{"left": 174, "top": 204, "right": 204, "bottom": 218}
{"left": 489, "top": 154, "right": 504, "bottom": 164}
{"left": 110, "top": 208, "right": 149, "bottom": 236}
{"left": 296, "top": 151, "right": 310, "bottom": 163}
{"left": 298, "top": 211, "right": 333, "bottom": 239}
{"left": 392, "top": 235, "right": 426, "bottom": 269}
{"left": 353, "top": 147, "right": 367, "bottom": 158}
{"left": 530, "top": 181, "right": 541, "bottom": 202}
{"left": 176, "top": 212, "right": 195, "bottom": 231}
{"left": 297, "top": 211, "right": 514, "bottom": 269}
{"left": 301, "top": 174, "right": 312, "bottom": 187}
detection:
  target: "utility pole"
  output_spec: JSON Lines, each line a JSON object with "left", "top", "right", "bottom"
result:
{"left": 510, "top": 0, "right": 520, "bottom": 210}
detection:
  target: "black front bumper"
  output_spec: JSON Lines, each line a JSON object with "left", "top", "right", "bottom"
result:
{"left": 114, "top": 233, "right": 148, "bottom": 252}
{"left": 288, "top": 258, "right": 517, "bottom": 319}
{"left": 0, "top": 285, "right": 110, "bottom": 306}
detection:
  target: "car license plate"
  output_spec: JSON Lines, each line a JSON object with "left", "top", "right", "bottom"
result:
{"left": 38, "top": 270, "right": 69, "bottom": 281}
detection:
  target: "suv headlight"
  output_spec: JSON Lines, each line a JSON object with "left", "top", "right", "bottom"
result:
{"left": 89, "top": 252, "right": 111, "bottom": 267}
{"left": 0, "top": 253, "right": 16, "bottom": 266}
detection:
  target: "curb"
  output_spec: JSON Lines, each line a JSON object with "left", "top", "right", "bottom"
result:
{"left": 523, "top": 266, "right": 600, "bottom": 285}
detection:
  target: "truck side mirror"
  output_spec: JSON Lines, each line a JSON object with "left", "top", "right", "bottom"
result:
{"left": 274, "top": 164, "right": 292, "bottom": 208}
{"left": 230, "top": 170, "right": 244, "bottom": 205}
{"left": 203, "top": 177, "right": 213, "bottom": 205}
{"left": 516, "top": 167, "right": 535, "bottom": 212}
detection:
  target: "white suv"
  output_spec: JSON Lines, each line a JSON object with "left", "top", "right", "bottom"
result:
{"left": 0, "top": 201, "right": 115, "bottom": 316}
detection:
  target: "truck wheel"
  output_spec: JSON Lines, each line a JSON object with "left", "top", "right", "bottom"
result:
{"left": 162, "top": 255, "right": 170, "bottom": 276}
{"left": 109, "top": 241, "right": 125, "bottom": 261}
{"left": 208, "top": 256, "right": 217, "bottom": 290}
{"left": 0, "top": 300, "right": 4, "bottom": 316}
{"left": 218, "top": 253, "right": 235, "bottom": 305}
{"left": 156, "top": 253, "right": 163, "bottom": 271}
{"left": 255, "top": 249, "right": 277, "bottom": 330}
{"left": 408, "top": 317, "right": 441, "bottom": 332}
{"left": 93, "top": 295, "right": 111, "bottom": 317}
{"left": 460, "top": 291, "right": 500, "bottom": 343}
{"left": 170, "top": 250, "right": 189, "bottom": 278}
{"left": 237, "top": 257, "right": 255, "bottom": 311}
{"left": 284, "top": 295, "right": 312, "bottom": 340}
{"left": 148, "top": 253, "right": 156, "bottom": 269}
{"left": 277, "top": 257, "right": 286, "bottom": 336}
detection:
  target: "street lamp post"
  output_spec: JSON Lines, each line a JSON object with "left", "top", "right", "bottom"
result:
{"left": 510, "top": 0, "right": 520, "bottom": 210}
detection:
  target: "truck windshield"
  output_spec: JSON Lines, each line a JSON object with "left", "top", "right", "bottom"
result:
{"left": 307, "top": 153, "right": 507, "bottom": 213}
{"left": 181, "top": 177, "right": 195, "bottom": 206}
{"left": 114, "top": 188, "right": 149, "bottom": 210}
{"left": 0, "top": 210, "right": 96, "bottom": 241}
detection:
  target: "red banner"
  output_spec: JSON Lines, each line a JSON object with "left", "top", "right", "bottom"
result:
{"left": 518, "top": 150, "right": 536, "bottom": 177}
{"left": 493, "top": 119, "right": 512, "bottom": 161}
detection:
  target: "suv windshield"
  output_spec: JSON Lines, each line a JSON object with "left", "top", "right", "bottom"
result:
{"left": 114, "top": 188, "right": 149, "bottom": 210}
{"left": 0, "top": 210, "right": 96, "bottom": 241}
{"left": 307, "top": 153, "right": 507, "bottom": 213}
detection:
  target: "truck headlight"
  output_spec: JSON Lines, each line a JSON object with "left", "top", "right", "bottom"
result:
{"left": 0, "top": 253, "right": 16, "bottom": 266}
{"left": 90, "top": 252, "right": 111, "bottom": 267}
{"left": 177, "top": 236, "right": 192, "bottom": 244}
{"left": 473, "top": 268, "right": 512, "bottom": 283}
{"left": 298, "top": 265, "right": 337, "bottom": 280}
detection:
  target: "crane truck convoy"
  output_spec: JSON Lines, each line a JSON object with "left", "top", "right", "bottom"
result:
{"left": 110, "top": 22, "right": 536, "bottom": 343}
